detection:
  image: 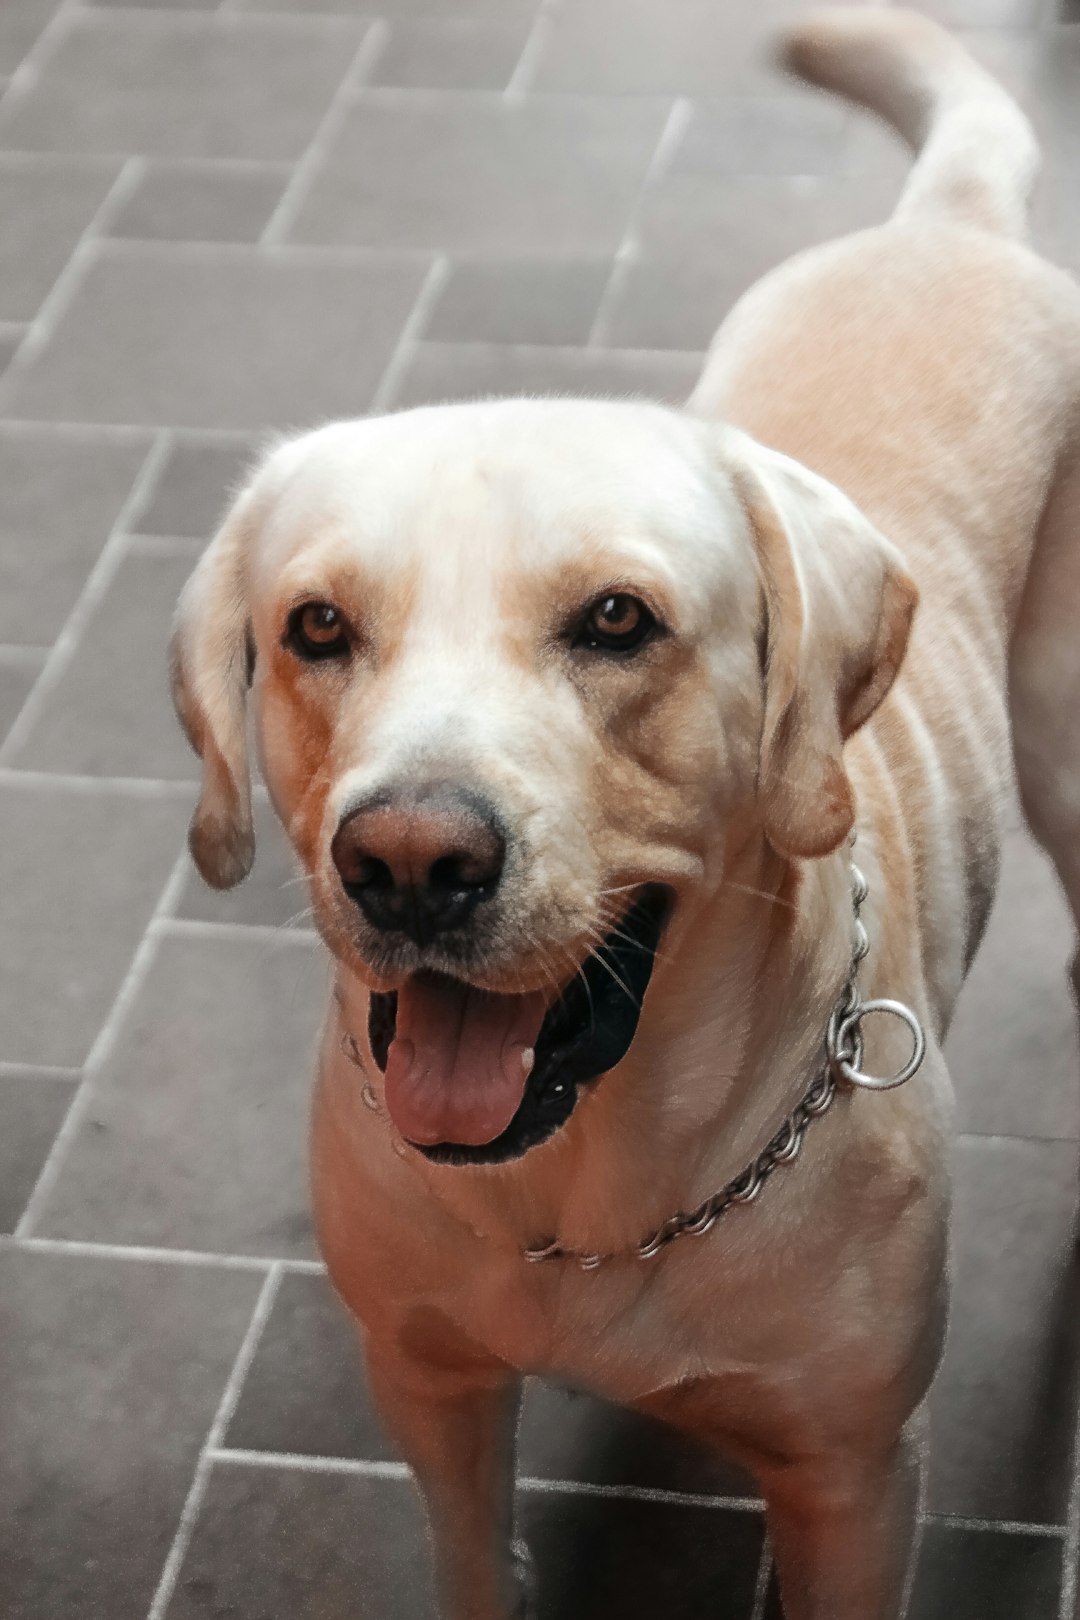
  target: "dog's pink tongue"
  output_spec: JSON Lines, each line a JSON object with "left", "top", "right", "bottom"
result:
{"left": 384, "top": 975, "right": 547, "bottom": 1147}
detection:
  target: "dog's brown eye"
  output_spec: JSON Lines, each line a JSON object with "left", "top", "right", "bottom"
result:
{"left": 287, "top": 602, "right": 349, "bottom": 661}
{"left": 577, "top": 593, "right": 656, "bottom": 654}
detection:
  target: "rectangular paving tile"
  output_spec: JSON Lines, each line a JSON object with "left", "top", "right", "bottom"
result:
{"left": 1030, "top": 28, "right": 1080, "bottom": 266}
{"left": 225, "top": 1269, "right": 391, "bottom": 1459}
{"left": 603, "top": 173, "right": 895, "bottom": 351}
{"left": 390, "top": 341, "right": 704, "bottom": 410}
{"left": 0, "top": 782, "right": 188, "bottom": 1067}
{"left": 909, "top": 1522, "right": 1062, "bottom": 1619}
{"left": 31, "top": 930, "right": 326, "bottom": 1256}
{"left": 0, "top": 156, "right": 122, "bottom": 322}
{"left": 0, "top": 1248, "right": 265, "bottom": 1620}
{"left": 130, "top": 436, "right": 259, "bottom": 538}
{"left": 928, "top": 1135, "right": 1080, "bottom": 1523}
{"left": 0, "top": 12, "right": 369, "bottom": 160}
{"left": 8, "top": 549, "right": 206, "bottom": 778}
{"left": 520, "top": 1491, "right": 764, "bottom": 1620}
{"left": 165, "top": 1466, "right": 437, "bottom": 1620}
{"left": 0, "top": 427, "right": 149, "bottom": 644}
{"left": 948, "top": 823, "right": 1079, "bottom": 1140}
{"left": 164, "top": 1462, "right": 764, "bottom": 1620}
{"left": 531, "top": 0, "right": 824, "bottom": 97}
{"left": 0, "top": 1071, "right": 78, "bottom": 1232}
{"left": 287, "top": 93, "right": 670, "bottom": 253}
{"left": 1, "top": 245, "right": 432, "bottom": 429}
{"left": 427, "top": 256, "right": 613, "bottom": 346}
{"left": 107, "top": 162, "right": 288, "bottom": 243}
{"left": 915, "top": 0, "right": 1045, "bottom": 23}
{"left": 762, "top": 1523, "right": 1062, "bottom": 1619}
{"left": 670, "top": 94, "right": 848, "bottom": 178}
{"left": 372, "top": 16, "right": 533, "bottom": 89}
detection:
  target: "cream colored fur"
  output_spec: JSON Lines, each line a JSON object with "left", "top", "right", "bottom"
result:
{"left": 171, "top": 10, "right": 1080, "bottom": 1617}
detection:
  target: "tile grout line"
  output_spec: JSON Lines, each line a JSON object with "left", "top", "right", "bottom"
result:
{"left": 189, "top": 1449, "right": 1080, "bottom": 1540}
{"left": 369, "top": 254, "right": 451, "bottom": 414}
{"left": 154, "top": 916, "right": 319, "bottom": 947}
{"left": 0, "top": 767, "right": 199, "bottom": 796}
{"left": 214, "top": 1447, "right": 412, "bottom": 1480}
{"left": 13, "top": 844, "right": 190, "bottom": 1239}
{"left": 519, "top": 1475, "right": 762, "bottom": 1512}
{"left": 0, "top": 419, "right": 240, "bottom": 442}
{"left": 259, "top": 19, "right": 390, "bottom": 248}
{"left": 145, "top": 1264, "right": 285, "bottom": 1620}
{"left": 148, "top": 1439, "right": 1080, "bottom": 1544}
{"left": 0, "top": 429, "right": 172, "bottom": 766}
{"left": 749, "top": 1534, "right": 773, "bottom": 1620}
{"left": 92, "top": 237, "right": 437, "bottom": 264}
{"left": 3, "top": 1234, "right": 326, "bottom": 1273}
{"left": 66, "top": 3, "right": 374, "bottom": 32}
{"left": 587, "top": 97, "right": 692, "bottom": 350}
{"left": 929, "top": 1512, "right": 1065, "bottom": 1538}
{"left": 210, "top": 1447, "right": 766, "bottom": 1512}
{"left": 0, "top": 643, "right": 49, "bottom": 664}
{"left": 407, "top": 338, "right": 703, "bottom": 361}
{"left": 0, "top": 1061, "right": 81, "bottom": 1083}
{"left": 503, "top": 0, "right": 560, "bottom": 101}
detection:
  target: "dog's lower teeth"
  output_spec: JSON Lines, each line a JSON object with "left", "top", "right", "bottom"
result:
{"left": 521, "top": 1047, "right": 535, "bottom": 1076}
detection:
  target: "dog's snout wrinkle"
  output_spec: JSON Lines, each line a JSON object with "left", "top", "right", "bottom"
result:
{"left": 332, "top": 787, "right": 506, "bottom": 947}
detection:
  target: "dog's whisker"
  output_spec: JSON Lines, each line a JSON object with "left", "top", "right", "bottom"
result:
{"left": 588, "top": 909, "right": 674, "bottom": 970}
{"left": 583, "top": 944, "right": 641, "bottom": 1011}
{"left": 719, "top": 879, "right": 797, "bottom": 913}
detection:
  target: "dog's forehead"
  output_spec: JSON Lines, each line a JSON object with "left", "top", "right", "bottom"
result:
{"left": 255, "top": 399, "right": 737, "bottom": 590}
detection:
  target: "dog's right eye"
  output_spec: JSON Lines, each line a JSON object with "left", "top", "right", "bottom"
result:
{"left": 286, "top": 602, "right": 350, "bottom": 662}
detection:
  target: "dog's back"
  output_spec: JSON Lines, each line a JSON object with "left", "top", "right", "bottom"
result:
{"left": 690, "top": 8, "right": 1080, "bottom": 1025}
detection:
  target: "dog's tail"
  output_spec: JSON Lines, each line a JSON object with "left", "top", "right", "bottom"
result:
{"left": 780, "top": 7, "right": 1039, "bottom": 240}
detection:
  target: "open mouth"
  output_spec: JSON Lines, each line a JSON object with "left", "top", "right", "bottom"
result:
{"left": 367, "top": 885, "right": 671, "bottom": 1166}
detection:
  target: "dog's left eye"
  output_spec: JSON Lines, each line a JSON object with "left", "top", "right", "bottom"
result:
{"left": 576, "top": 593, "right": 657, "bottom": 654}
{"left": 286, "top": 602, "right": 350, "bottom": 661}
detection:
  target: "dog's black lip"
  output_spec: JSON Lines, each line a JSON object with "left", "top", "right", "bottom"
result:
{"left": 366, "top": 885, "right": 671, "bottom": 1166}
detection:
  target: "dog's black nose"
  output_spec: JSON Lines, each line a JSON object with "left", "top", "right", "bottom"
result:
{"left": 331, "top": 787, "right": 505, "bottom": 946}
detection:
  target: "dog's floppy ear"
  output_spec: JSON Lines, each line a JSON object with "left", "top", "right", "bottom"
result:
{"left": 170, "top": 484, "right": 261, "bottom": 889}
{"left": 724, "top": 431, "right": 918, "bottom": 860}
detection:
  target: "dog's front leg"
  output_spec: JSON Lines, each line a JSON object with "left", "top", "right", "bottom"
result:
{"left": 364, "top": 1340, "right": 528, "bottom": 1620}
{"left": 757, "top": 1408, "right": 927, "bottom": 1620}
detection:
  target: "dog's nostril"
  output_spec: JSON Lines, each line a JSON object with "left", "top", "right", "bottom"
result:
{"left": 429, "top": 850, "right": 499, "bottom": 894}
{"left": 352, "top": 854, "right": 394, "bottom": 892}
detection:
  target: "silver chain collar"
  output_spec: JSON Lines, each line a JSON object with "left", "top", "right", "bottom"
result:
{"left": 342, "top": 836, "right": 927, "bottom": 1274}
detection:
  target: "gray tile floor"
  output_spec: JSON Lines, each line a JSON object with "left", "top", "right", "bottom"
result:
{"left": 2, "top": 0, "right": 1080, "bottom": 1616}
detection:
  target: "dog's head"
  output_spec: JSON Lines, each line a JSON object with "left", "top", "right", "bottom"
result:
{"left": 171, "top": 399, "right": 915, "bottom": 1162}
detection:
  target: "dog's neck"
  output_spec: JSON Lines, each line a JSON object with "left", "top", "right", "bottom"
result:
{"left": 331, "top": 824, "right": 857, "bottom": 1262}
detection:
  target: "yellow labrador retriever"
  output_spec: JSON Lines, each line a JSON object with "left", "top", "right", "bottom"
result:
{"left": 171, "top": 10, "right": 1080, "bottom": 1617}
